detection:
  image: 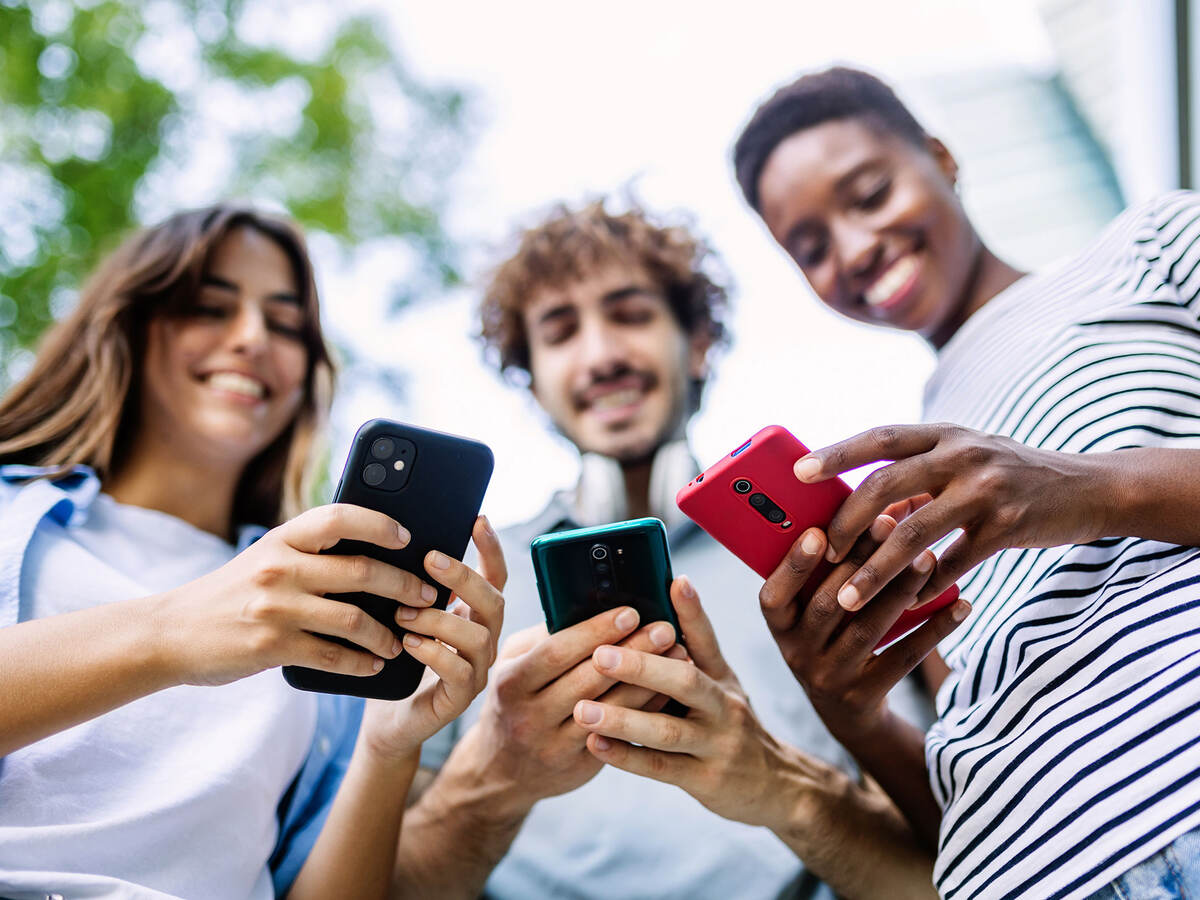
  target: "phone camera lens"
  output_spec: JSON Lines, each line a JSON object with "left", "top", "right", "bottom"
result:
{"left": 595, "top": 562, "right": 611, "bottom": 575}
{"left": 362, "top": 462, "right": 387, "bottom": 487}
{"left": 733, "top": 479, "right": 752, "bottom": 494}
{"left": 598, "top": 578, "right": 613, "bottom": 591}
{"left": 370, "top": 437, "right": 395, "bottom": 459}
{"left": 749, "top": 492, "right": 767, "bottom": 507}
{"left": 591, "top": 545, "right": 609, "bottom": 561}
{"left": 767, "top": 508, "right": 785, "bottom": 523}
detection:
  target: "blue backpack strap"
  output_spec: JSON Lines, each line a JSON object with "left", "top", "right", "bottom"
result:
{"left": 0, "top": 466, "right": 99, "bottom": 629}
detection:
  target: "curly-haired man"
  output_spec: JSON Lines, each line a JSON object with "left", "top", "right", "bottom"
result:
{"left": 392, "top": 199, "right": 940, "bottom": 899}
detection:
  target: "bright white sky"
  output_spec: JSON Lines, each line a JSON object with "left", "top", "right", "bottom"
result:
{"left": 319, "top": 0, "right": 1054, "bottom": 526}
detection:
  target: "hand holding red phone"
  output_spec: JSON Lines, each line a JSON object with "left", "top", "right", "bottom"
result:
{"left": 759, "top": 515, "right": 970, "bottom": 745}
{"left": 795, "top": 423, "right": 1108, "bottom": 612}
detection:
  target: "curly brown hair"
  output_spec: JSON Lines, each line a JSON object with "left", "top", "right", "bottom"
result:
{"left": 478, "top": 199, "right": 731, "bottom": 386}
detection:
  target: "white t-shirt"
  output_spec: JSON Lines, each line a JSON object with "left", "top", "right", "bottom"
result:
{"left": 0, "top": 491, "right": 318, "bottom": 900}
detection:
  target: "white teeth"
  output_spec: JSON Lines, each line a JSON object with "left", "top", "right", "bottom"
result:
{"left": 592, "top": 388, "right": 642, "bottom": 410}
{"left": 865, "top": 254, "right": 918, "bottom": 307}
{"left": 207, "top": 371, "right": 265, "bottom": 400}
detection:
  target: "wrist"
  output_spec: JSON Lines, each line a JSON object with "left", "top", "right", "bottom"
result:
{"left": 433, "top": 724, "right": 536, "bottom": 826}
{"left": 132, "top": 591, "right": 188, "bottom": 690}
{"left": 762, "top": 741, "right": 852, "bottom": 838}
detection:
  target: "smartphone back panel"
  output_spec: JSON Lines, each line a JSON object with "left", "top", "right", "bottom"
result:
{"left": 531, "top": 518, "right": 679, "bottom": 635}
{"left": 283, "top": 419, "right": 493, "bottom": 699}
{"left": 676, "top": 425, "right": 957, "bottom": 648}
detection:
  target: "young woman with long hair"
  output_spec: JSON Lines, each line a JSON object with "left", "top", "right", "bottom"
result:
{"left": 0, "top": 204, "right": 506, "bottom": 899}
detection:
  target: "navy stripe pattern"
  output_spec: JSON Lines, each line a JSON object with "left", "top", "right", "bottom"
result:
{"left": 923, "top": 191, "right": 1200, "bottom": 899}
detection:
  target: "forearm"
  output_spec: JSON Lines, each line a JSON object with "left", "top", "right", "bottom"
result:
{"left": 0, "top": 593, "right": 177, "bottom": 756}
{"left": 1099, "top": 448, "right": 1200, "bottom": 545}
{"left": 288, "top": 737, "right": 417, "bottom": 900}
{"left": 392, "top": 735, "right": 532, "bottom": 899}
{"left": 770, "top": 744, "right": 937, "bottom": 900}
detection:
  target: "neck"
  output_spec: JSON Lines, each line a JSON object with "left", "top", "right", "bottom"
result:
{"left": 927, "top": 243, "right": 1026, "bottom": 349}
{"left": 620, "top": 458, "right": 654, "bottom": 519}
{"left": 106, "top": 433, "right": 241, "bottom": 540}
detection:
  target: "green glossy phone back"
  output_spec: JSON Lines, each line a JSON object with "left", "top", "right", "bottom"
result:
{"left": 530, "top": 517, "right": 678, "bottom": 634}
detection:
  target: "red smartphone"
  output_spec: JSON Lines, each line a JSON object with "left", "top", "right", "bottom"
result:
{"left": 676, "top": 425, "right": 958, "bottom": 649}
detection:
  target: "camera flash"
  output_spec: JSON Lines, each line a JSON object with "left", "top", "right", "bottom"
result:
{"left": 782, "top": 521, "right": 792, "bottom": 529}
{"left": 393, "top": 460, "right": 405, "bottom": 471}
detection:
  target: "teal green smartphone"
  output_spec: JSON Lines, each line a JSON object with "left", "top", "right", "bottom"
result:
{"left": 531, "top": 517, "right": 680, "bottom": 635}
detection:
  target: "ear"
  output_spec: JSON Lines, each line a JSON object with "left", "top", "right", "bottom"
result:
{"left": 925, "top": 137, "right": 959, "bottom": 190}
{"left": 687, "top": 326, "right": 714, "bottom": 381}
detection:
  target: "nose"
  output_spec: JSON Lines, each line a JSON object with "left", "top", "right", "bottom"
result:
{"left": 831, "top": 216, "right": 883, "bottom": 284}
{"left": 577, "top": 315, "right": 628, "bottom": 378}
{"left": 226, "top": 301, "right": 269, "bottom": 357}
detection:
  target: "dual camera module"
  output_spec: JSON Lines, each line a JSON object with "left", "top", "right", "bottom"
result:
{"left": 361, "top": 435, "right": 417, "bottom": 491}
{"left": 733, "top": 478, "right": 790, "bottom": 527}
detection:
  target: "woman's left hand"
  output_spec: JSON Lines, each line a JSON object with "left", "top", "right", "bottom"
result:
{"left": 795, "top": 423, "right": 1109, "bottom": 612}
{"left": 571, "top": 576, "right": 800, "bottom": 830}
{"left": 359, "top": 516, "right": 506, "bottom": 762}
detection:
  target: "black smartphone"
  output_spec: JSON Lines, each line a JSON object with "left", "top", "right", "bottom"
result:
{"left": 531, "top": 517, "right": 680, "bottom": 636}
{"left": 283, "top": 419, "right": 493, "bottom": 700}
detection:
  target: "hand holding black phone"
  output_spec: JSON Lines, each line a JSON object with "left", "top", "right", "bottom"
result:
{"left": 283, "top": 419, "right": 493, "bottom": 700}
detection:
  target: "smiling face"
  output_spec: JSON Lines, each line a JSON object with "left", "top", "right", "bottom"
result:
{"left": 138, "top": 226, "right": 309, "bottom": 470}
{"left": 524, "top": 261, "right": 708, "bottom": 463}
{"left": 756, "top": 117, "right": 980, "bottom": 344}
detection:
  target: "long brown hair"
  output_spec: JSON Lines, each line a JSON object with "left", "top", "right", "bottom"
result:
{"left": 0, "top": 204, "right": 335, "bottom": 528}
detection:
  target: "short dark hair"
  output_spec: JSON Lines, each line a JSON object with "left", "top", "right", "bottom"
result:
{"left": 733, "top": 66, "right": 929, "bottom": 212}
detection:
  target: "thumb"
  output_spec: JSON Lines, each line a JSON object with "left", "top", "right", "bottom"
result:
{"left": 670, "top": 575, "right": 730, "bottom": 680}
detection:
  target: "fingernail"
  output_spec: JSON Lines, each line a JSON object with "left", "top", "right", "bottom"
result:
{"left": 396, "top": 523, "right": 411, "bottom": 545}
{"left": 679, "top": 575, "right": 697, "bottom": 600}
{"left": 403, "top": 634, "right": 422, "bottom": 649}
{"left": 577, "top": 701, "right": 602, "bottom": 724}
{"left": 870, "top": 515, "right": 894, "bottom": 542}
{"left": 952, "top": 600, "right": 971, "bottom": 623}
{"left": 914, "top": 553, "right": 934, "bottom": 575}
{"left": 825, "top": 546, "right": 839, "bottom": 563}
{"left": 615, "top": 608, "right": 638, "bottom": 631}
{"left": 429, "top": 551, "right": 450, "bottom": 570}
{"left": 838, "top": 583, "right": 861, "bottom": 611}
{"left": 801, "top": 531, "right": 822, "bottom": 555}
{"left": 421, "top": 583, "right": 437, "bottom": 603}
{"left": 650, "top": 623, "right": 675, "bottom": 648}
{"left": 595, "top": 646, "right": 620, "bottom": 670}
{"left": 594, "top": 736, "right": 612, "bottom": 751}
{"left": 392, "top": 639, "right": 403, "bottom": 656}
{"left": 481, "top": 515, "right": 495, "bottom": 536}
{"left": 373, "top": 658, "right": 385, "bottom": 672}
{"left": 397, "top": 606, "right": 418, "bottom": 621}
{"left": 794, "top": 457, "right": 821, "bottom": 481}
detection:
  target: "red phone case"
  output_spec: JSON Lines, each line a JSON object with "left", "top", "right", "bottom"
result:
{"left": 676, "top": 425, "right": 958, "bottom": 648}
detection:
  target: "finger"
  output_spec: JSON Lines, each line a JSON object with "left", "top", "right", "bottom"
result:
{"left": 824, "top": 457, "right": 947, "bottom": 565}
{"left": 400, "top": 631, "right": 476, "bottom": 709}
{"left": 793, "top": 424, "right": 943, "bottom": 483}
{"left": 497, "top": 623, "right": 547, "bottom": 661}
{"left": 832, "top": 549, "right": 937, "bottom": 665}
{"left": 759, "top": 528, "right": 826, "bottom": 634}
{"left": 865, "top": 599, "right": 971, "bottom": 697}
{"left": 585, "top": 732, "right": 693, "bottom": 786}
{"left": 836, "top": 502, "right": 960, "bottom": 611}
{"left": 471, "top": 516, "right": 508, "bottom": 593}
{"left": 280, "top": 503, "right": 410, "bottom": 554}
{"left": 298, "top": 595, "right": 402, "bottom": 660}
{"left": 913, "top": 530, "right": 982, "bottom": 608}
{"left": 306, "top": 553, "right": 438, "bottom": 609}
{"left": 425, "top": 550, "right": 504, "bottom": 636}
{"left": 291, "top": 633, "right": 389, "bottom": 678}
{"left": 395, "top": 606, "right": 492, "bottom": 676}
{"left": 883, "top": 493, "right": 934, "bottom": 522}
{"left": 574, "top": 699, "right": 705, "bottom": 754}
{"left": 591, "top": 645, "right": 723, "bottom": 717}
{"left": 543, "top": 620, "right": 678, "bottom": 721}
{"left": 671, "top": 576, "right": 730, "bottom": 680}
{"left": 515, "top": 606, "right": 643, "bottom": 692}
{"left": 800, "top": 521, "right": 889, "bottom": 650}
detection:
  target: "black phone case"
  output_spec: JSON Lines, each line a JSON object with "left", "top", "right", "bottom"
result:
{"left": 282, "top": 419, "right": 493, "bottom": 700}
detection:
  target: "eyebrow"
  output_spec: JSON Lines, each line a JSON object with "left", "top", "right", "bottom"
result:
{"left": 200, "top": 274, "right": 301, "bottom": 305}
{"left": 783, "top": 158, "right": 886, "bottom": 247}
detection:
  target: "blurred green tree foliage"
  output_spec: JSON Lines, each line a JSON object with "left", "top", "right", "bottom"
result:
{"left": 0, "top": 0, "right": 471, "bottom": 379}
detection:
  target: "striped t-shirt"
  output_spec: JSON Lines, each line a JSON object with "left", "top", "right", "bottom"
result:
{"left": 923, "top": 190, "right": 1200, "bottom": 899}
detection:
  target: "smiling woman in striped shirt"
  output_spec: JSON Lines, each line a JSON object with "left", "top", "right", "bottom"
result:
{"left": 734, "top": 66, "right": 1200, "bottom": 899}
